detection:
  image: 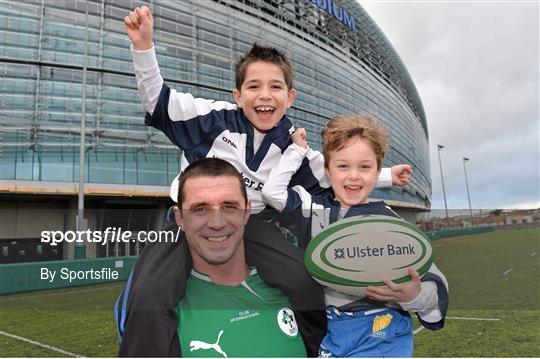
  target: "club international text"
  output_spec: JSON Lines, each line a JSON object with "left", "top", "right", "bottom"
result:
{"left": 40, "top": 227, "right": 181, "bottom": 246}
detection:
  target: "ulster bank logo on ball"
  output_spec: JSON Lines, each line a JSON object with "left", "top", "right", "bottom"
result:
{"left": 305, "top": 215, "right": 434, "bottom": 297}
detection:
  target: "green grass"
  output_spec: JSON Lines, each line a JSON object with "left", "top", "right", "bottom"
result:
{"left": 414, "top": 309, "right": 540, "bottom": 357}
{"left": 433, "top": 229, "right": 540, "bottom": 310}
{"left": 0, "top": 335, "right": 58, "bottom": 357}
{"left": 414, "top": 228, "right": 540, "bottom": 357}
{"left": 0, "top": 228, "right": 539, "bottom": 357}
{"left": 0, "top": 282, "right": 123, "bottom": 357}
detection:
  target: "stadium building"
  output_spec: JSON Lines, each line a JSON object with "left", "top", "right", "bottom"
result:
{"left": 0, "top": 0, "right": 431, "bottom": 263}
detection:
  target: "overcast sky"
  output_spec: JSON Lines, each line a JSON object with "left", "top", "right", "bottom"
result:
{"left": 360, "top": 1, "right": 539, "bottom": 211}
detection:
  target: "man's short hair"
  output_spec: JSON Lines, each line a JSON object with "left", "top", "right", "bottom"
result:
{"left": 321, "top": 114, "right": 390, "bottom": 170}
{"left": 234, "top": 43, "right": 294, "bottom": 90}
{"left": 177, "top": 158, "right": 248, "bottom": 206}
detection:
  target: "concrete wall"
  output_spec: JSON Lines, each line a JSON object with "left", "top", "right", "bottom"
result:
{"left": 1, "top": 197, "right": 170, "bottom": 262}
{"left": 0, "top": 201, "right": 68, "bottom": 239}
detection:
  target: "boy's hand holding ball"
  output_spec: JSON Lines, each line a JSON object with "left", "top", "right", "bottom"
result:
{"left": 365, "top": 267, "right": 422, "bottom": 303}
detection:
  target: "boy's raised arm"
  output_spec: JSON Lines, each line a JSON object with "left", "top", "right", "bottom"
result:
{"left": 372, "top": 164, "right": 413, "bottom": 188}
{"left": 125, "top": 6, "right": 162, "bottom": 115}
{"left": 124, "top": 6, "right": 236, "bottom": 150}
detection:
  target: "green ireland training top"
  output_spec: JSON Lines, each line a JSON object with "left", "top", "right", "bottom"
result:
{"left": 177, "top": 268, "right": 306, "bottom": 357}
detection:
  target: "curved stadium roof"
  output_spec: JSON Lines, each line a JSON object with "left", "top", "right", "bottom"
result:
{"left": 223, "top": 0, "right": 427, "bottom": 136}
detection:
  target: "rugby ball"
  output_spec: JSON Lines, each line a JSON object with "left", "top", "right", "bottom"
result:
{"left": 305, "top": 215, "right": 433, "bottom": 297}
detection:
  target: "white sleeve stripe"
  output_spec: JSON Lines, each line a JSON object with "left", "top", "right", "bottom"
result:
{"left": 431, "top": 264, "right": 449, "bottom": 290}
{"left": 416, "top": 309, "right": 443, "bottom": 323}
{"left": 261, "top": 144, "right": 308, "bottom": 212}
{"left": 132, "top": 46, "right": 163, "bottom": 115}
{"left": 399, "top": 282, "right": 433, "bottom": 309}
{"left": 288, "top": 185, "right": 313, "bottom": 214}
{"left": 399, "top": 282, "right": 440, "bottom": 317}
{"left": 375, "top": 167, "right": 392, "bottom": 188}
{"left": 305, "top": 148, "right": 330, "bottom": 188}
{"left": 168, "top": 90, "right": 237, "bottom": 122}
{"left": 132, "top": 46, "right": 237, "bottom": 120}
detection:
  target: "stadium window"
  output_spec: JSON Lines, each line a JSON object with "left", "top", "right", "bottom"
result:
{"left": 88, "top": 150, "right": 124, "bottom": 184}
{"left": 41, "top": 148, "right": 74, "bottom": 182}
{"left": 14, "top": 148, "right": 35, "bottom": 180}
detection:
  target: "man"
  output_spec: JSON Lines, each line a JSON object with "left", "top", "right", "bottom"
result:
{"left": 116, "top": 158, "right": 311, "bottom": 357}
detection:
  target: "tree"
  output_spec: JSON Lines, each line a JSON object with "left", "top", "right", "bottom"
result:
{"left": 490, "top": 209, "right": 503, "bottom": 216}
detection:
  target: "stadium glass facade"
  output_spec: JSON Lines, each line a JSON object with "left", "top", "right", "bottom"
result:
{"left": 0, "top": 0, "right": 431, "bottom": 261}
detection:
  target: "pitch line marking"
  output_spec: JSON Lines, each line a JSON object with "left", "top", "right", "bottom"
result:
{"left": 502, "top": 268, "right": 513, "bottom": 276}
{"left": 0, "top": 286, "right": 112, "bottom": 302}
{"left": 447, "top": 316, "right": 500, "bottom": 321}
{"left": 0, "top": 330, "right": 84, "bottom": 357}
{"left": 413, "top": 315, "right": 500, "bottom": 336}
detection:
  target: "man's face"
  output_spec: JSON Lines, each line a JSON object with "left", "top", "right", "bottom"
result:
{"left": 174, "top": 175, "right": 251, "bottom": 266}
{"left": 233, "top": 60, "right": 296, "bottom": 132}
{"left": 325, "top": 138, "right": 381, "bottom": 209}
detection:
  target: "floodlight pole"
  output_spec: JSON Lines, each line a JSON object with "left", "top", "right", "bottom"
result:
{"left": 76, "top": 3, "right": 89, "bottom": 258}
{"left": 463, "top": 157, "right": 473, "bottom": 227}
{"left": 437, "top": 145, "right": 449, "bottom": 227}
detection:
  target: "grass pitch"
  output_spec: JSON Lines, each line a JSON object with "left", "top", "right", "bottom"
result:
{"left": 1, "top": 228, "right": 539, "bottom": 357}
{"left": 0, "top": 283, "right": 123, "bottom": 357}
{"left": 415, "top": 228, "right": 540, "bottom": 357}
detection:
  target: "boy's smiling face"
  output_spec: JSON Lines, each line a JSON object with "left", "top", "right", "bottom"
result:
{"left": 233, "top": 60, "right": 296, "bottom": 132}
{"left": 326, "top": 137, "right": 381, "bottom": 209}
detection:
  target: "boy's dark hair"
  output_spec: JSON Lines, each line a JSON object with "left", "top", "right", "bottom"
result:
{"left": 321, "top": 114, "right": 390, "bottom": 170}
{"left": 177, "top": 158, "right": 248, "bottom": 207}
{"left": 234, "top": 43, "right": 294, "bottom": 90}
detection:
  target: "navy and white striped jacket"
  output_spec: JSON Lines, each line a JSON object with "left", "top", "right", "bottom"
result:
{"left": 133, "top": 46, "right": 328, "bottom": 213}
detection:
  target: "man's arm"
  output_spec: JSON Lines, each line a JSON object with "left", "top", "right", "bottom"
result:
{"left": 115, "top": 222, "right": 191, "bottom": 356}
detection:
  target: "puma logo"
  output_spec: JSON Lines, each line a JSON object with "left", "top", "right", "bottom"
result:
{"left": 189, "top": 330, "right": 227, "bottom": 357}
